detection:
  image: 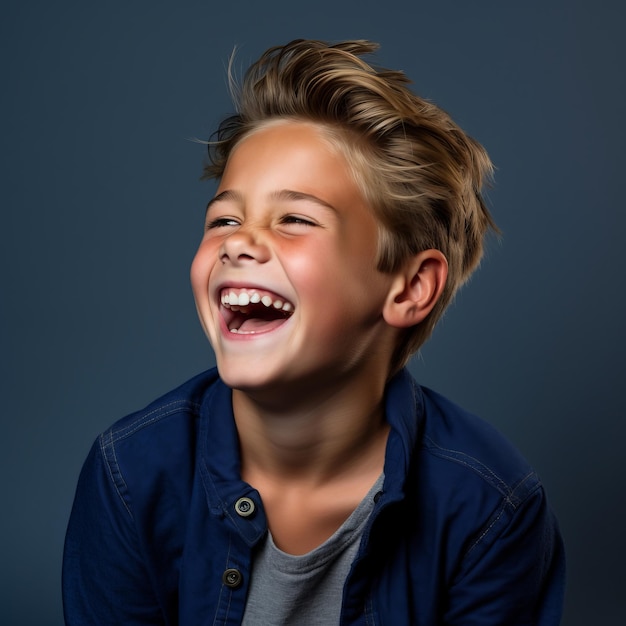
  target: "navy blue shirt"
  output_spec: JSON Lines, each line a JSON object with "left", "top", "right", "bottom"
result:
{"left": 63, "top": 368, "right": 565, "bottom": 624}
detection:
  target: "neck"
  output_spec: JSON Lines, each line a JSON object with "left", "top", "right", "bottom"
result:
{"left": 232, "top": 369, "right": 390, "bottom": 486}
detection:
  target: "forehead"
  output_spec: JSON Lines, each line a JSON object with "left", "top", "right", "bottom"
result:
{"left": 225, "top": 120, "right": 339, "bottom": 171}
{"left": 217, "top": 121, "right": 368, "bottom": 207}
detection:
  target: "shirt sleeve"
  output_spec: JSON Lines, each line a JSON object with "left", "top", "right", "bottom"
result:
{"left": 62, "top": 438, "right": 166, "bottom": 625}
{"left": 444, "top": 480, "right": 566, "bottom": 625}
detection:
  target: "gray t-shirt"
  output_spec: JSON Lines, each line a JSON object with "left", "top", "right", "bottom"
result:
{"left": 242, "top": 474, "right": 384, "bottom": 625}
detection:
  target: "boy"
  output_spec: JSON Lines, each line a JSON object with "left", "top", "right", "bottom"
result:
{"left": 63, "top": 39, "right": 565, "bottom": 624}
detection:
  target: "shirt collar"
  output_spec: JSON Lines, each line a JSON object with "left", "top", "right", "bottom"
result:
{"left": 197, "top": 368, "right": 424, "bottom": 536}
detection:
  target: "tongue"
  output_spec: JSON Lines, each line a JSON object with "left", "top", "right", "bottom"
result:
{"left": 237, "top": 317, "right": 287, "bottom": 333}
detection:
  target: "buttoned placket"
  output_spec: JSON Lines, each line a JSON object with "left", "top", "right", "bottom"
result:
{"left": 218, "top": 495, "right": 262, "bottom": 592}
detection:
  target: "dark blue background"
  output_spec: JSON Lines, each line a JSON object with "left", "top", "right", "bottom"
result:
{"left": 2, "top": 1, "right": 624, "bottom": 624}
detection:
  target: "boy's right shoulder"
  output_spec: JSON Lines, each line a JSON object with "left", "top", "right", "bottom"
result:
{"left": 82, "top": 368, "right": 224, "bottom": 523}
{"left": 101, "top": 367, "right": 221, "bottom": 446}
{"left": 93, "top": 368, "right": 223, "bottom": 496}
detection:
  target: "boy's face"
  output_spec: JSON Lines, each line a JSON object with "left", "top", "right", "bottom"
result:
{"left": 191, "top": 121, "right": 398, "bottom": 396}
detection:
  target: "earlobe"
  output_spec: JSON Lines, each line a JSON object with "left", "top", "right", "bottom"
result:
{"left": 383, "top": 250, "right": 448, "bottom": 329}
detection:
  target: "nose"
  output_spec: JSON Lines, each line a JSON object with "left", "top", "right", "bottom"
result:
{"left": 219, "top": 225, "right": 271, "bottom": 266}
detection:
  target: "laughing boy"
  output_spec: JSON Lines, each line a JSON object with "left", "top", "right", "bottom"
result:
{"left": 63, "top": 39, "right": 565, "bottom": 624}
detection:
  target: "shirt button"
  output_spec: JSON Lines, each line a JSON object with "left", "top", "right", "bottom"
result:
{"left": 222, "top": 568, "right": 243, "bottom": 588}
{"left": 234, "top": 497, "right": 256, "bottom": 517}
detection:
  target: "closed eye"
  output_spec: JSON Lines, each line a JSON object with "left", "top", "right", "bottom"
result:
{"left": 205, "top": 217, "right": 240, "bottom": 230}
{"left": 280, "top": 215, "right": 317, "bottom": 227}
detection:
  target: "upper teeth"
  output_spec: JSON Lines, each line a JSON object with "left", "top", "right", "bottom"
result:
{"left": 221, "top": 289, "right": 293, "bottom": 313}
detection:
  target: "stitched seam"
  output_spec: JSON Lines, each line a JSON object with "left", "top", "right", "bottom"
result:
{"left": 508, "top": 471, "right": 541, "bottom": 507}
{"left": 364, "top": 595, "right": 375, "bottom": 626}
{"left": 99, "top": 431, "right": 133, "bottom": 519}
{"left": 98, "top": 400, "right": 201, "bottom": 524}
{"left": 423, "top": 435, "right": 511, "bottom": 497}
{"left": 200, "top": 456, "right": 226, "bottom": 515}
{"left": 464, "top": 501, "right": 507, "bottom": 559}
{"left": 213, "top": 537, "right": 233, "bottom": 626}
{"left": 108, "top": 400, "right": 187, "bottom": 437}
{"left": 106, "top": 400, "right": 201, "bottom": 444}
{"left": 463, "top": 475, "right": 542, "bottom": 559}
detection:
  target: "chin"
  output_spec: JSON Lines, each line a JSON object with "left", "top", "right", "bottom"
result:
{"left": 216, "top": 358, "right": 283, "bottom": 393}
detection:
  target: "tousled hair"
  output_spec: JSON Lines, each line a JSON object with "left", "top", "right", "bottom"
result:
{"left": 203, "top": 39, "right": 498, "bottom": 373}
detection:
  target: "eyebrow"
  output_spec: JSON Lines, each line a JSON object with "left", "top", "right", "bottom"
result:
{"left": 205, "top": 189, "right": 242, "bottom": 214}
{"left": 205, "top": 189, "right": 337, "bottom": 214}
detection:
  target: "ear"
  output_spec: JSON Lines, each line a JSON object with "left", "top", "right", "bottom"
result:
{"left": 383, "top": 250, "right": 448, "bottom": 329}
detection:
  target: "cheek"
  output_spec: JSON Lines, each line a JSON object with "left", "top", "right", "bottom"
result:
{"left": 284, "top": 239, "right": 378, "bottom": 303}
{"left": 190, "top": 242, "right": 217, "bottom": 298}
{"left": 282, "top": 245, "right": 336, "bottom": 297}
{"left": 189, "top": 252, "right": 204, "bottom": 296}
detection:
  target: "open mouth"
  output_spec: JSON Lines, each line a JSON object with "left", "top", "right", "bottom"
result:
{"left": 220, "top": 287, "right": 294, "bottom": 334}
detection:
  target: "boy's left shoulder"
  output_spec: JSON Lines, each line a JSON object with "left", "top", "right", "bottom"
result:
{"left": 418, "top": 384, "right": 539, "bottom": 502}
{"left": 381, "top": 376, "right": 565, "bottom": 622}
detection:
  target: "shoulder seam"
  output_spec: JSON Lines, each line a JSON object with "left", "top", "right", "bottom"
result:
{"left": 105, "top": 399, "right": 201, "bottom": 445}
{"left": 422, "top": 434, "right": 538, "bottom": 505}
{"left": 462, "top": 476, "right": 543, "bottom": 562}
{"left": 98, "top": 398, "right": 202, "bottom": 520}
{"left": 99, "top": 429, "right": 133, "bottom": 520}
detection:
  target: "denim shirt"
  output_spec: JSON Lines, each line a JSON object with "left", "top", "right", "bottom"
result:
{"left": 63, "top": 368, "right": 565, "bottom": 625}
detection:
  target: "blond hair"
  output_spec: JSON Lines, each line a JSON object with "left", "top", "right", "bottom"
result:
{"left": 203, "top": 39, "right": 498, "bottom": 372}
